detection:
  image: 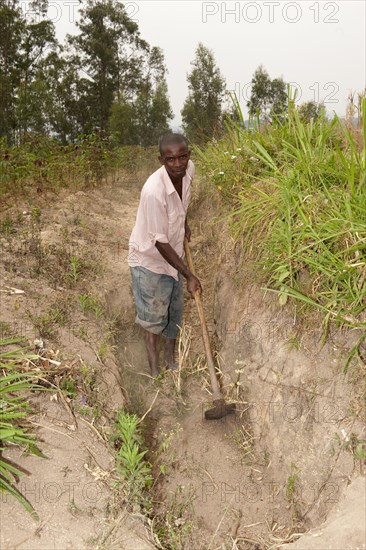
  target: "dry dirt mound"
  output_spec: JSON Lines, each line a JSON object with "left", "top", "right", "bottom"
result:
{"left": 286, "top": 476, "right": 365, "bottom": 549}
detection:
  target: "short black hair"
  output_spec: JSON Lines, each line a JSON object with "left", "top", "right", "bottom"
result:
{"left": 158, "top": 133, "right": 188, "bottom": 155}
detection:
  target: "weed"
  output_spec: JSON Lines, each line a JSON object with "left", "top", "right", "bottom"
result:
{"left": 228, "top": 424, "right": 255, "bottom": 464}
{"left": 153, "top": 425, "right": 182, "bottom": 478}
{"left": 69, "top": 256, "right": 81, "bottom": 285}
{"left": 0, "top": 337, "right": 43, "bottom": 517}
{"left": 153, "top": 485, "right": 194, "bottom": 550}
{"left": 97, "top": 341, "right": 109, "bottom": 360}
{"left": 97, "top": 329, "right": 116, "bottom": 361}
{"left": 60, "top": 377, "right": 77, "bottom": 399}
{"left": 346, "top": 433, "right": 366, "bottom": 472}
{"left": 73, "top": 326, "right": 88, "bottom": 341}
{"left": 286, "top": 467, "right": 298, "bottom": 502}
{"left": 0, "top": 215, "right": 16, "bottom": 235}
{"left": 31, "top": 303, "right": 70, "bottom": 340}
{"left": 286, "top": 463, "right": 303, "bottom": 520}
{"left": 78, "top": 294, "right": 103, "bottom": 319}
{"left": 0, "top": 135, "right": 119, "bottom": 197}
{"left": 285, "top": 333, "right": 301, "bottom": 351}
{"left": 60, "top": 465, "right": 72, "bottom": 477}
{"left": 80, "top": 362, "right": 97, "bottom": 389}
{"left": 30, "top": 207, "right": 41, "bottom": 224}
{"left": 263, "top": 448, "right": 271, "bottom": 467}
{"left": 68, "top": 498, "right": 83, "bottom": 517}
{"left": 0, "top": 321, "right": 12, "bottom": 338}
{"left": 63, "top": 253, "right": 103, "bottom": 288}
{"left": 72, "top": 215, "right": 85, "bottom": 227}
{"left": 354, "top": 444, "right": 366, "bottom": 460}
{"left": 113, "top": 410, "right": 153, "bottom": 510}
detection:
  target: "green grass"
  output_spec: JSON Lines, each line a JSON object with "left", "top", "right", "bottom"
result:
{"left": 196, "top": 94, "right": 366, "bottom": 357}
{"left": 0, "top": 134, "right": 118, "bottom": 196}
{"left": 0, "top": 136, "right": 158, "bottom": 197}
{"left": 30, "top": 303, "right": 70, "bottom": 340}
{"left": 0, "top": 338, "right": 43, "bottom": 517}
{"left": 78, "top": 294, "right": 103, "bottom": 319}
{"left": 113, "top": 410, "right": 153, "bottom": 509}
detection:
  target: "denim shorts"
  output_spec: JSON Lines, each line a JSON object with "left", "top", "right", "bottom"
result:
{"left": 130, "top": 266, "right": 183, "bottom": 339}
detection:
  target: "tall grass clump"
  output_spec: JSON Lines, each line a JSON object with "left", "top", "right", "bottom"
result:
{"left": 113, "top": 410, "right": 153, "bottom": 509}
{"left": 0, "top": 338, "right": 43, "bottom": 517}
{"left": 196, "top": 95, "right": 366, "bottom": 339}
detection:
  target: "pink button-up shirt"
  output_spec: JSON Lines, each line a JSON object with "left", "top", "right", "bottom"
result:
{"left": 128, "top": 160, "right": 194, "bottom": 280}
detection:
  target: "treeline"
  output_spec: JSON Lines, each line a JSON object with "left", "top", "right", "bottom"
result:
{"left": 0, "top": 0, "right": 173, "bottom": 146}
{"left": 3, "top": 0, "right": 356, "bottom": 150}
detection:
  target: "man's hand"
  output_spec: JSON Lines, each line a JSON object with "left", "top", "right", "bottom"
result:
{"left": 187, "top": 273, "right": 202, "bottom": 299}
{"left": 155, "top": 241, "right": 202, "bottom": 298}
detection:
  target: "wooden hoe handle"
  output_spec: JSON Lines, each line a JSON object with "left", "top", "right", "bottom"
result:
{"left": 184, "top": 238, "right": 223, "bottom": 402}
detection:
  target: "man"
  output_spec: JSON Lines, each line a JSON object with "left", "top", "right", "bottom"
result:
{"left": 128, "top": 133, "right": 202, "bottom": 377}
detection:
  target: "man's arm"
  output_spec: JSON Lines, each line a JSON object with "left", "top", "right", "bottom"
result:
{"left": 185, "top": 217, "right": 191, "bottom": 242}
{"left": 155, "top": 241, "right": 201, "bottom": 298}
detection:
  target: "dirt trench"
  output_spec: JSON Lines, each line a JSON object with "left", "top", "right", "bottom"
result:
{"left": 0, "top": 172, "right": 365, "bottom": 550}
{"left": 114, "top": 193, "right": 366, "bottom": 549}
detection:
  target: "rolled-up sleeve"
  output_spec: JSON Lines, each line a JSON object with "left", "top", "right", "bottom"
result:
{"left": 143, "top": 192, "right": 169, "bottom": 245}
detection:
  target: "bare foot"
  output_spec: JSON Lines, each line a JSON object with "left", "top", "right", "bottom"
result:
{"left": 150, "top": 365, "right": 160, "bottom": 378}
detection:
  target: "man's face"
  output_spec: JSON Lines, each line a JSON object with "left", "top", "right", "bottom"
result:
{"left": 159, "top": 143, "right": 190, "bottom": 182}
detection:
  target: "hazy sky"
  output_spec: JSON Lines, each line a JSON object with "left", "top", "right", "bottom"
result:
{"left": 33, "top": 0, "right": 366, "bottom": 128}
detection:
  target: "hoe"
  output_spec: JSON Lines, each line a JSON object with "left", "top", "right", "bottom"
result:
{"left": 184, "top": 239, "right": 236, "bottom": 420}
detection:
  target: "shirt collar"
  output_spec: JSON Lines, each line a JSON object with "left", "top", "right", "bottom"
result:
{"left": 161, "top": 166, "right": 176, "bottom": 195}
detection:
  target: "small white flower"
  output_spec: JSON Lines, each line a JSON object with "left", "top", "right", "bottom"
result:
{"left": 34, "top": 339, "right": 44, "bottom": 349}
{"left": 231, "top": 155, "right": 237, "bottom": 160}
{"left": 219, "top": 171, "right": 225, "bottom": 175}
{"left": 223, "top": 151, "right": 229, "bottom": 155}
{"left": 236, "top": 148, "right": 242, "bottom": 152}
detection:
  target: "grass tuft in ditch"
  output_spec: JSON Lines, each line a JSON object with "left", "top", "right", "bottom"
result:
{"left": 112, "top": 410, "right": 153, "bottom": 511}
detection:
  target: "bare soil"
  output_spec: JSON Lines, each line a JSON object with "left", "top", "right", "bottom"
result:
{"left": 0, "top": 171, "right": 365, "bottom": 549}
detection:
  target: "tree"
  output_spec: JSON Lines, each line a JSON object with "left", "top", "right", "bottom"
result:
{"left": 68, "top": 0, "right": 148, "bottom": 134}
{"left": 181, "top": 43, "right": 226, "bottom": 143}
{"left": 0, "top": 0, "right": 57, "bottom": 143}
{"left": 0, "top": 0, "right": 173, "bottom": 144}
{"left": 109, "top": 100, "right": 137, "bottom": 145}
{"left": 35, "top": 50, "right": 94, "bottom": 143}
{"left": 132, "top": 47, "right": 172, "bottom": 146}
{"left": 247, "top": 65, "right": 287, "bottom": 122}
{"left": 0, "top": 0, "right": 27, "bottom": 142}
{"left": 15, "top": 18, "right": 56, "bottom": 137}
{"left": 148, "top": 80, "right": 173, "bottom": 142}
{"left": 109, "top": 46, "right": 173, "bottom": 146}
{"left": 298, "top": 101, "right": 325, "bottom": 123}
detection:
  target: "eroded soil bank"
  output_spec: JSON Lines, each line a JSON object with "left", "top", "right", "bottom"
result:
{"left": 0, "top": 172, "right": 365, "bottom": 549}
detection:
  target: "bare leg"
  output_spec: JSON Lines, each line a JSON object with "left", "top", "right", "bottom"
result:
{"left": 164, "top": 337, "right": 178, "bottom": 370}
{"left": 144, "top": 331, "right": 160, "bottom": 377}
